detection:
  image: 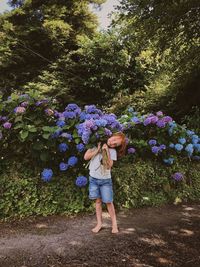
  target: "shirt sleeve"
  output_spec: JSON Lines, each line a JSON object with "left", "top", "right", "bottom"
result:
{"left": 109, "top": 148, "right": 117, "bottom": 161}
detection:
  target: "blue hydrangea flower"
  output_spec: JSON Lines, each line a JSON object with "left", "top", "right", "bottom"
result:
{"left": 68, "top": 156, "right": 78, "bottom": 166}
{"left": 163, "top": 157, "right": 174, "bottom": 165}
{"left": 63, "top": 111, "right": 76, "bottom": 119}
{"left": 191, "top": 135, "right": 199, "bottom": 144}
{"left": 59, "top": 162, "right": 69, "bottom": 171}
{"left": 51, "top": 129, "right": 62, "bottom": 139}
{"left": 131, "top": 116, "right": 141, "bottom": 124}
{"left": 175, "top": 144, "right": 184, "bottom": 151}
{"left": 60, "top": 132, "right": 73, "bottom": 141}
{"left": 41, "top": 168, "right": 53, "bottom": 182}
{"left": 128, "top": 107, "right": 134, "bottom": 113}
{"left": 76, "top": 143, "right": 85, "bottom": 152}
{"left": 186, "top": 130, "right": 195, "bottom": 136}
{"left": 75, "top": 176, "right": 88, "bottom": 187}
{"left": 185, "top": 144, "right": 194, "bottom": 154}
{"left": 193, "top": 144, "right": 200, "bottom": 152}
{"left": 56, "top": 120, "right": 66, "bottom": 127}
{"left": 169, "top": 143, "right": 175, "bottom": 148}
{"left": 58, "top": 143, "right": 69, "bottom": 152}
{"left": 178, "top": 138, "right": 186, "bottom": 145}
{"left": 148, "top": 139, "right": 157, "bottom": 146}
{"left": 94, "top": 119, "right": 107, "bottom": 127}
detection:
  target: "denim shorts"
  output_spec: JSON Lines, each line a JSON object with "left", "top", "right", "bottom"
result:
{"left": 89, "top": 176, "right": 113, "bottom": 203}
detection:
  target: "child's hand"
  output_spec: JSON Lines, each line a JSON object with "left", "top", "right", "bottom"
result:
{"left": 102, "top": 144, "right": 109, "bottom": 151}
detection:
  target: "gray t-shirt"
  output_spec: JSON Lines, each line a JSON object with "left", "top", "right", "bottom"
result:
{"left": 89, "top": 147, "right": 117, "bottom": 179}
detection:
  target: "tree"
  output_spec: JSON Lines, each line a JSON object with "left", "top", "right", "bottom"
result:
{"left": 0, "top": 0, "right": 106, "bottom": 97}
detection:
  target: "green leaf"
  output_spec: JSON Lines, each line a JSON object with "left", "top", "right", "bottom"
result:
{"left": 27, "top": 125, "right": 37, "bottom": 132}
{"left": 74, "top": 137, "right": 81, "bottom": 144}
{"left": 32, "top": 142, "right": 44, "bottom": 150}
{"left": 40, "top": 151, "right": 50, "bottom": 162}
{"left": 11, "top": 93, "right": 18, "bottom": 100}
{"left": 42, "top": 133, "right": 51, "bottom": 139}
{"left": 14, "top": 123, "right": 24, "bottom": 129}
{"left": 14, "top": 116, "right": 23, "bottom": 123}
{"left": 20, "top": 130, "right": 29, "bottom": 139}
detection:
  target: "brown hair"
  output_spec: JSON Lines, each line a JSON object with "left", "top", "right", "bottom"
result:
{"left": 112, "top": 132, "right": 127, "bottom": 158}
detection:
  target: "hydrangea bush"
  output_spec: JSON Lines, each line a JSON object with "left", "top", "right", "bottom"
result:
{"left": 1, "top": 92, "right": 200, "bottom": 190}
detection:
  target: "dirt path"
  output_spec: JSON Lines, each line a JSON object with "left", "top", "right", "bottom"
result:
{"left": 0, "top": 203, "right": 200, "bottom": 267}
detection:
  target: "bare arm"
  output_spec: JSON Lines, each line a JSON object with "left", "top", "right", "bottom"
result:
{"left": 84, "top": 143, "right": 101, "bottom": 161}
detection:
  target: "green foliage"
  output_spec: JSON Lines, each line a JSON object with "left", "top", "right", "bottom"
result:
{"left": 1, "top": 157, "right": 200, "bottom": 220}
{"left": 0, "top": 162, "right": 92, "bottom": 220}
{"left": 112, "top": 158, "right": 200, "bottom": 209}
{"left": 23, "top": 32, "right": 145, "bottom": 106}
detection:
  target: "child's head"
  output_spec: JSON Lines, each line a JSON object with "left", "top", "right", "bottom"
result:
{"left": 107, "top": 132, "right": 127, "bottom": 157}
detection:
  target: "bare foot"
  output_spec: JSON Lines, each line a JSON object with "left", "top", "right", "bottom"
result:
{"left": 92, "top": 224, "right": 102, "bottom": 233}
{"left": 112, "top": 226, "right": 119, "bottom": 234}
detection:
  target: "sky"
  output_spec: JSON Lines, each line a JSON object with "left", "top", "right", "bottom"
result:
{"left": 0, "top": 0, "right": 119, "bottom": 29}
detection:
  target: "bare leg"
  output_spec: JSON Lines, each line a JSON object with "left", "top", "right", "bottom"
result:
{"left": 106, "top": 202, "right": 119, "bottom": 233}
{"left": 92, "top": 198, "right": 103, "bottom": 233}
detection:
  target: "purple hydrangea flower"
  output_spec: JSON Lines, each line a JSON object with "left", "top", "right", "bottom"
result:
{"left": 148, "top": 139, "right": 157, "bottom": 146}
{"left": 45, "top": 108, "right": 54, "bottom": 116}
{"left": 35, "top": 99, "right": 49, "bottom": 106}
{"left": 156, "top": 111, "right": 163, "bottom": 117}
{"left": 162, "top": 116, "right": 173, "bottom": 123}
{"left": 104, "top": 128, "right": 112, "bottom": 136}
{"left": 3, "top": 122, "right": 12, "bottom": 129}
{"left": 149, "top": 115, "right": 159, "bottom": 124}
{"left": 151, "top": 146, "right": 160, "bottom": 154}
{"left": 20, "top": 101, "right": 29, "bottom": 107}
{"left": 143, "top": 117, "right": 152, "bottom": 126}
{"left": 172, "top": 172, "right": 183, "bottom": 181}
{"left": 159, "top": 144, "right": 166, "bottom": 150}
{"left": 14, "top": 106, "right": 26, "bottom": 113}
{"left": 156, "top": 119, "right": 166, "bottom": 128}
{"left": 128, "top": 147, "right": 136, "bottom": 154}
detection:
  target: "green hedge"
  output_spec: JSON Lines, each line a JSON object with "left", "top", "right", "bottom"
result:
{"left": 1, "top": 159, "right": 200, "bottom": 220}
